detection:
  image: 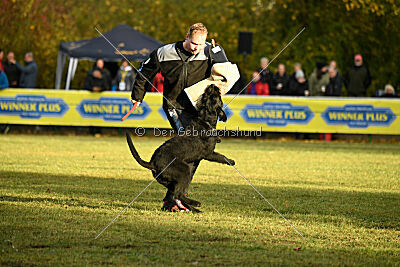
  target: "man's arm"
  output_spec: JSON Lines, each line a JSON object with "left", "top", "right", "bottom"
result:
{"left": 15, "top": 62, "right": 36, "bottom": 74}
{"left": 131, "top": 50, "right": 160, "bottom": 102}
{"left": 207, "top": 41, "right": 229, "bottom": 64}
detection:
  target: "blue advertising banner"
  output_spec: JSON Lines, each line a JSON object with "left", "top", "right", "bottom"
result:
{"left": 0, "top": 89, "right": 399, "bottom": 135}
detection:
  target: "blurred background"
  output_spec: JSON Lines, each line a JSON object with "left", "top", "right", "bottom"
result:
{"left": 1, "top": 0, "right": 399, "bottom": 95}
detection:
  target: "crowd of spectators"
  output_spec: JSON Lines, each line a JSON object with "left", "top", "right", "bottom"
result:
{"left": 0, "top": 47, "right": 397, "bottom": 98}
{"left": 0, "top": 49, "right": 38, "bottom": 89}
{"left": 246, "top": 54, "right": 396, "bottom": 98}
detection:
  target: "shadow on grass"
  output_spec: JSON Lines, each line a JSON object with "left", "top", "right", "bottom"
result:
{"left": 1, "top": 170, "right": 399, "bottom": 231}
{"left": 225, "top": 139, "right": 400, "bottom": 154}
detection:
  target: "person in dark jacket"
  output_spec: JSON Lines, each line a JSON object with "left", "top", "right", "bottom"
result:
{"left": 325, "top": 67, "right": 343, "bottom": 96}
{"left": 288, "top": 70, "right": 308, "bottom": 96}
{"left": 89, "top": 58, "right": 112, "bottom": 90}
{"left": 258, "top": 57, "right": 273, "bottom": 89}
{"left": 84, "top": 67, "right": 108, "bottom": 92}
{"left": 130, "top": 22, "right": 229, "bottom": 211}
{"left": 344, "top": 54, "right": 371, "bottom": 97}
{"left": 131, "top": 22, "right": 228, "bottom": 128}
{"left": 3, "top": 52, "right": 21, "bottom": 88}
{"left": 14, "top": 52, "right": 38, "bottom": 88}
{"left": 271, "top": 63, "right": 290, "bottom": 95}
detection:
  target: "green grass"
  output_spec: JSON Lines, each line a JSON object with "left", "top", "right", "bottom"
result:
{"left": 1, "top": 134, "right": 399, "bottom": 266}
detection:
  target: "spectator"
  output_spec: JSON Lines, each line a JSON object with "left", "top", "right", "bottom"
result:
{"left": 3, "top": 52, "right": 21, "bottom": 88}
{"left": 0, "top": 49, "right": 4, "bottom": 72}
{"left": 292, "top": 62, "right": 303, "bottom": 76}
{"left": 14, "top": 52, "right": 38, "bottom": 88}
{"left": 329, "top": 60, "right": 338, "bottom": 71}
{"left": 86, "top": 58, "right": 112, "bottom": 90}
{"left": 288, "top": 70, "right": 308, "bottom": 96}
{"left": 344, "top": 54, "right": 371, "bottom": 97}
{"left": 271, "top": 63, "right": 290, "bottom": 95}
{"left": 308, "top": 62, "right": 329, "bottom": 96}
{"left": 381, "top": 84, "right": 397, "bottom": 98}
{"left": 325, "top": 67, "right": 343, "bottom": 96}
{"left": 258, "top": 57, "right": 273, "bottom": 88}
{"left": 115, "top": 59, "right": 135, "bottom": 91}
{"left": 152, "top": 72, "right": 164, "bottom": 93}
{"left": 0, "top": 68, "right": 9, "bottom": 89}
{"left": 84, "top": 67, "right": 108, "bottom": 92}
{"left": 247, "top": 72, "right": 269, "bottom": 95}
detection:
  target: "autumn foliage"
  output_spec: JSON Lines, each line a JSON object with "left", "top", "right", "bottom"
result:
{"left": 1, "top": 0, "right": 399, "bottom": 95}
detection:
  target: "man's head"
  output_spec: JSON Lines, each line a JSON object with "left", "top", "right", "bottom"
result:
{"left": 96, "top": 58, "right": 104, "bottom": 69}
{"left": 294, "top": 62, "right": 302, "bottom": 72}
{"left": 278, "top": 64, "right": 285, "bottom": 75}
{"left": 121, "top": 59, "right": 129, "bottom": 68}
{"left": 316, "top": 61, "right": 328, "bottom": 73}
{"left": 354, "top": 54, "right": 363, "bottom": 67}
{"left": 7, "top": 51, "right": 15, "bottom": 62}
{"left": 24, "top": 52, "right": 34, "bottom": 62}
{"left": 328, "top": 67, "right": 338, "bottom": 78}
{"left": 329, "top": 60, "right": 337, "bottom": 70}
{"left": 260, "top": 57, "right": 269, "bottom": 69}
{"left": 252, "top": 71, "right": 261, "bottom": 82}
{"left": 184, "top": 23, "right": 208, "bottom": 55}
{"left": 295, "top": 70, "right": 305, "bottom": 83}
{"left": 0, "top": 49, "right": 4, "bottom": 60}
{"left": 384, "top": 84, "right": 395, "bottom": 95}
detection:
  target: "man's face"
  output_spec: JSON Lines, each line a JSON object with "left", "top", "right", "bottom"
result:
{"left": 354, "top": 58, "right": 363, "bottom": 67}
{"left": 0, "top": 51, "right": 3, "bottom": 60}
{"left": 96, "top": 59, "right": 104, "bottom": 69}
{"left": 261, "top": 60, "right": 268, "bottom": 69}
{"left": 278, "top": 64, "right": 285, "bottom": 75}
{"left": 24, "top": 54, "right": 32, "bottom": 62}
{"left": 7, "top": 52, "right": 14, "bottom": 61}
{"left": 186, "top": 33, "right": 207, "bottom": 55}
{"left": 329, "top": 68, "right": 337, "bottom": 78}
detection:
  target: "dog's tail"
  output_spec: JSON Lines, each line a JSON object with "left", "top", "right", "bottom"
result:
{"left": 126, "top": 132, "right": 155, "bottom": 171}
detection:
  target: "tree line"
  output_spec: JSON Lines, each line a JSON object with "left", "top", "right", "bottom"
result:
{"left": 1, "top": 0, "right": 399, "bottom": 95}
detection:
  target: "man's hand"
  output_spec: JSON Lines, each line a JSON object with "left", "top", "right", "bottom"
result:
{"left": 131, "top": 99, "right": 141, "bottom": 107}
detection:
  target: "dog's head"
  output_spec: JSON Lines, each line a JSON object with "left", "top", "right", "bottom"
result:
{"left": 196, "top": 84, "right": 227, "bottom": 127}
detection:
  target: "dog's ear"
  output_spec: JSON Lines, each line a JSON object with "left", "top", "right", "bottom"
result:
{"left": 218, "top": 107, "right": 227, "bottom": 122}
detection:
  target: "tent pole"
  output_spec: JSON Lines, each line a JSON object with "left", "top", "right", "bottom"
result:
{"left": 55, "top": 51, "right": 66, "bottom": 89}
{"left": 65, "top": 57, "right": 74, "bottom": 90}
{"left": 71, "top": 58, "right": 79, "bottom": 81}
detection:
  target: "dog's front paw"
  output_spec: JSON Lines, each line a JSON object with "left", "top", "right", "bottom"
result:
{"left": 225, "top": 158, "right": 235, "bottom": 166}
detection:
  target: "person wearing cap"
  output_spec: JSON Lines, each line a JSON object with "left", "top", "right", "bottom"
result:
{"left": 288, "top": 69, "right": 308, "bottom": 96}
{"left": 308, "top": 61, "right": 329, "bottom": 96}
{"left": 344, "top": 54, "right": 371, "bottom": 97}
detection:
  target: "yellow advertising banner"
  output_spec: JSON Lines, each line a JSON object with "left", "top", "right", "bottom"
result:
{"left": 0, "top": 89, "right": 399, "bottom": 135}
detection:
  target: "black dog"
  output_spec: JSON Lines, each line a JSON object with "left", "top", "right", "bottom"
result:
{"left": 126, "top": 85, "right": 235, "bottom": 212}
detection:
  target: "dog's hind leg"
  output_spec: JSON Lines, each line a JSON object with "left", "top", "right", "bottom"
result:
{"left": 204, "top": 152, "right": 235, "bottom": 165}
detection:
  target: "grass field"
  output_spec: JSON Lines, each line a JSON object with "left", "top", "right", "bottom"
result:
{"left": 1, "top": 134, "right": 399, "bottom": 266}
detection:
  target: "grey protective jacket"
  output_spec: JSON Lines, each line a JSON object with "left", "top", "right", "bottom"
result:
{"left": 131, "top": 41, "right": 227, "bottom": 112}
